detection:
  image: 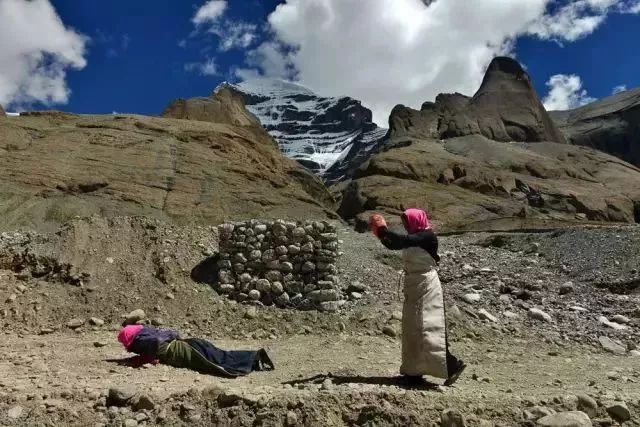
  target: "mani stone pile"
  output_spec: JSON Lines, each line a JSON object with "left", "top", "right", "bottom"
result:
{"left": 216, "top": 220, "right": 343, "bottom": 311}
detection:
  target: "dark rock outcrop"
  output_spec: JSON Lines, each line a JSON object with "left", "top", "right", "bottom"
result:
{"left": 550, "top": 87, "right": 640, "bottom": 167}
{"left": 389, "top": 57, "right": 566, "bottom": 143}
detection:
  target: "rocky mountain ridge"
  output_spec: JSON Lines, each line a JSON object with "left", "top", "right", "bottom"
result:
{"left": 550, "top": 86, "right": 640, "bottom": 167}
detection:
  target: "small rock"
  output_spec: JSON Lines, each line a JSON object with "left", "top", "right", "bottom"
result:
{"left": 106, "top": 257, "right": 114, "bottom": 264}
{"left": 598, "top": 316, "right": 627, "bottom": 330}
{"left": 503, "top": 311, "right": 518, "bottom": 319}
{"left": 107, "top": 387, "right": 136, "bottom": 407}
{"left": 478, "top": 309, "right": 498, "bottom": 323}
{"left": 165, "top": 293, "right": 175, "bottom": 300}
{"left": 441, "top": 408, "right": 467, "bottom": 427}
{"left": 6, "top": 294, "right": 17, "bottom": 303}
{"left": 124, "top": 309, "right": 146, "bottom": 325}
{"left": 17, "top": 284, "right": 27, "bottom": 293}
{"left": 577, "top": 394, "right": 598, "bottom": 418}
{"left": 598, "top": 336, "right": 626, "bottom": 355}
{"left": 7, "top": 405, "right": 23, "bottom": 419}
{"left": 611, "top": 315, "right": 630, "bottom": 324}
{"left": 606, "top": 402, "right": 631, "bottom": 423}
{"left": 529, "top": 308, "right": 552, "bottom": 322}
{"left": 245, "top": 306, "right": 258, "bottom": 319}
{"left": 93, "top": 341, "right": 107, "bottom": 348}
{"left": 321, "top": 378, "right": 333, "bottom": 391}
{"left": 133, "top": 395, "right": 155, "bottom": 411}
{"left": 347, "top": 281, "right": 368, "bottom": 293}
{"left": 248, "top": 290, "right": 261, "bottom": 301}
{"left": 571, "top": 306, "right": 588, "bottom": 313}
{"left": 536, "top": 411, "right": 592, "bottom": 427}
{"left": 382, "top": 326, "right": 398, "bottom": 338}
{"left": 462, "top": 293, "right": 481, "bottom": 304}
{"left": 124, "top": 419, "right": 138, "bottom": 427}
{"left": 350, "top": 292, "right": 363, "bottom": 300}
{"left": 391, "top": 311, "right": 403, "bottom": 321}
{"left": 286, "top": 410, "right": 298, "bottom": 426}
{"left": 67, "top": 318, "right": 85, "bottom": 329}
{"left": 559, "top": 282, "right": 575, "bottom": 295}
{"left": 89, "top": 317, "right": 104, "bottom": 327}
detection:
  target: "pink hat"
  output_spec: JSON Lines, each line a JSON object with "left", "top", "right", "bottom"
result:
{"left": 117, "top": 325, "right": 144, "bottom": 350}
{"left": 402, "top": 208, "right": 431, "bottom": 234}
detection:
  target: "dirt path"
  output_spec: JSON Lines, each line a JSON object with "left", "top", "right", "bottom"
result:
{"left": 1, "top": 331, "right": 638, "bottom": 426}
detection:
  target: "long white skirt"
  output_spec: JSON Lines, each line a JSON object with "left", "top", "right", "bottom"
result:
{"left": 400, "top": 268, "right": 448, "bottom": 379}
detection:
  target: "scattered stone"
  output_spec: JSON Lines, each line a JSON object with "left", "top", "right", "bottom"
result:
{"left": 391, "top": 311, "right": 403, "bottom": 321}
{"left": 93, "top": 341, "right": 107, "bottom": 348}
{"left": 165, "top": 292, "right": 175, "bottom": 300}
{"left": 536, "top": 411, "right": 592, "bottom": 427}
{"left": 577, "top": 395, "right": 598, "bottom": 418}
{"left": 7, "top": 405, "right": 23, "bottom": 419}
{"left": 17, "top": 284, "right": 27, "bottom": 293}
{"left": 605, "top": 402, "right": 631, "bottom": 423}
{"left": 124, "top": 419, "right": 138, "bottom": 427}
{"left": 559, "top": 282, "right": 575, "bottom": 295}
{"left": 347, "top": 281, "right": 368, "bottom": 293}
{"left": 350, "top": 292, "right": 363, "bottom": 300}
{"left": 529, "top": 308, "right": 552, "bottom": 322}
{"left": 245, "top": 306, "right": 258, "bottom": 319}
{"left": 6, "top": 294, "right": 17, "bottom": 303}
{"left": 286, "top": 410, "right": 298, "bottom": 426}
{"left": 598, "top": 336, "right": 626, "bottom": 355}
{"left": 598, "top": 316, "right": 627, "bottom": 330}
{"left": 124, "top": 309, "right": 146, "bottom": 325}
{"left": 89, "top": 317, "right": 105, "bottom": 326}
{"left": 571, "top": 306, "right": 588, "bottom": 313}
{"left": 67, "top": 318, "right": 85, "bottom": 329}
{"left": 611, "top": 315, "right": 630, "bottom": 324}
{"left": 462, "top": 293, "right": 481, "bottom": 304}
{"left": 478, "top": 309, "right": 498, "bottom": 323}
{"left": 107, "top": 387, "right": 136, "bottom": 407}
{"left": 248, "top": 290, "right": 261, "bottom": 301}
{"left": 503, "top": 311, "right": 518, "bottom": 319}
{"left": 382, "top": 326, "right": 398, "bottom": 338}
{"left": 132, "top": 395, "right": 155, "bottom": 411}
{"left": 441, "top": 408, "right": 467, "bottom": 427}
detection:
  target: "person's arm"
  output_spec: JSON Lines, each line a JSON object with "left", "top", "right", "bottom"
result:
{"left": 378, "top": 227, "right": 428, "bottom": 250}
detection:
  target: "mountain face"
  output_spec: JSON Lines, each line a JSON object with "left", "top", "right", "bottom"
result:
{"left": 390, "top": 57, "right": 566, "bottom": 144}
{"left": 0, "top": 91, "right": 336, "bottom": 231}
{"left": 337, "top": 57, "right": 640, "bottom": 231}
{"left": 550, "top": 87, "right": 640, "bottom": 167}
{"left": 218, "top": 79, "right": 388, "bottom": 179}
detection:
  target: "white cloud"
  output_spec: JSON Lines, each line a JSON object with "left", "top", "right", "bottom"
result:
{"left": 184, "top": 58, "right": 218, "bottom": 76}
{"left": 542, "top": 74, "right": 596, "bottom": 110}
{"left": 239, "top": 0, "right": 632, "bottom": 124}
{"left": 612, "top": 84, "right": 627, "bottom": 94}
{"left": 0, "top": 0, "right": 87, "bottom": 108}
{"left": 192, "top": 0, "right": 227, "bottom": 26}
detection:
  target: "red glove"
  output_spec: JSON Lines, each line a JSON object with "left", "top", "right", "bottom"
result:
{"left": 368, "top": 214, "right": 387, "bottom": 238}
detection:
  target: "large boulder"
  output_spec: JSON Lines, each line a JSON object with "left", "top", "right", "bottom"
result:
{"left": 0, "top": 91, "right": 336, "bottom": 230}
{"left": 550, "top": 87, "right": 640, "bottom": 167}
{"left": 389, "top": 57, "right": 565, "bottom": 144}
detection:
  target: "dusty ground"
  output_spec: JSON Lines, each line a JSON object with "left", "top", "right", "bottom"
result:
{"left": 0, "top": 219, "right": 639, "bottom": 426}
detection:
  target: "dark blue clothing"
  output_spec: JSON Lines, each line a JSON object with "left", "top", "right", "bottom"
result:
{"left": 184, "top": 338, "right": 265, "bottom": 375}
{"left": 128, "top": 326, "right": 180, "bottom": 357}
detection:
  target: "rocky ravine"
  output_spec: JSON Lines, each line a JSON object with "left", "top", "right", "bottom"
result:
{"left": 550, "top": 87, "right": 640, "bottom": 168}
{"left": 336, "top": 57, "right": 640, "bottom": 231}
{"left": 0, "top": 89, "right": 335, "bottom": 232}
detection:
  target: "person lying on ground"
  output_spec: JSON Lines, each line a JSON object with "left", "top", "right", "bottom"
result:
{"left": 369, "top": 209, "right": 466, "bottom": 387}
{"left": 117, "top": 325, "right": 274, "bottom": 377}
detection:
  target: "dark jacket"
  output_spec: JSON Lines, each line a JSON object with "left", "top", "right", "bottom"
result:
{"left": 128, "top": 326, "right": 181, "bottom": 357}
{"left": 378, "top": 227, "right": 440, "bottom": 264}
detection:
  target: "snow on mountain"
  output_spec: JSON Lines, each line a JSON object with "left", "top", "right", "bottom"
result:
{"left": 216, "top": 78, "right": 387, "bottom": 179}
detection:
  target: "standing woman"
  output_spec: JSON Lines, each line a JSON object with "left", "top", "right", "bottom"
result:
{"left": 369, "top": 209, "right": 465, "bottom": 386}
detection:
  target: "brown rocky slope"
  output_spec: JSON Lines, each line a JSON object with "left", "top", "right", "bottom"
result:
{"left": 337, "top": 57, "right": 640, "bottom": 231}
{"left": 0, "top": 91, "right": 336, "bottom": 231}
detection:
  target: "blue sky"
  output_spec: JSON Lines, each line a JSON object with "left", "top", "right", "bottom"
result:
{"left": 1, "top": 0, "right": 639, "bottom": 124}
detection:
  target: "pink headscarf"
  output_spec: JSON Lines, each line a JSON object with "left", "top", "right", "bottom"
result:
{"left": 117, "top": 325, "right": 144, "bottom": 350}
{"left": 402, "top": 208, "right": 431, "bottom": 234}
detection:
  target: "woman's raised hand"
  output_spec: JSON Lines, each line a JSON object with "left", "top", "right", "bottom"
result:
{"left": 368, "top": 213, "right": 387, "bottom": 237}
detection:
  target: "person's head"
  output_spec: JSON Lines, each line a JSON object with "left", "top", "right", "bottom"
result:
{"left": 117, "top": 325, "right": 144, "bottom": 350}
{"left": 401, "top": 208, "right": 431, "bottom": 234}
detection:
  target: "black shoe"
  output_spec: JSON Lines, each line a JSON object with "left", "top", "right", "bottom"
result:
{"left": 444, "top": 360, "right": 466, "bottom": 386}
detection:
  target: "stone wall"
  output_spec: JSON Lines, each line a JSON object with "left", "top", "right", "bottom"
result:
{"left": 215, "top": 220, "right": 343, "bottom": 311}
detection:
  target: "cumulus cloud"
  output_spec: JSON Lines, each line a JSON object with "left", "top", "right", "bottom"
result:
{"left": 542, "top": 74, "right": 596, "bottom": 111}
{"left": 184, "top": 58, "right": 218, "bottom": 76}
{"left": 0, "top": 0, "right": 88, "bottom": 108}
{"left": 612, "top": 84, "right": 628, "bottom": 94}
{"left": 192, "top": 0, "right": 227, "bottom": 26}
{"left": 191, "top": 0, "right": 257, "bottom": 51}
{"left": 239, "top": 0, "right": 632, "bottom": 124}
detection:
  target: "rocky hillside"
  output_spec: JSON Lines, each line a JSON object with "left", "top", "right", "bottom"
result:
{"left": 215, "top": 78, "right": 388, "bottom": 178}
{"left": 0, "top": 91, "right": 336, "bottom": 231}
{"left": 337, "top": 57, "right": 640, "bottom": 231}
{"left": 550, "top": 87, "right": 640, "bottom": 167}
